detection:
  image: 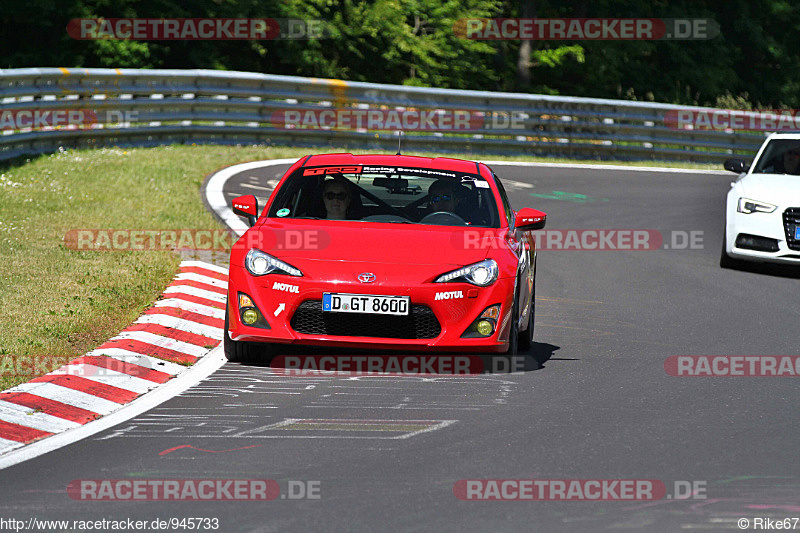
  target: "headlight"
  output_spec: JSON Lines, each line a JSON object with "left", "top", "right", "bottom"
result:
{"left": 245, "top": 249, "right": 303, "bottom": 277}
{"left": 434, "top": 259, "right": 498, "bottom": 287}
{"left": 738, "top": 198, "right": 777, "bottom": 214}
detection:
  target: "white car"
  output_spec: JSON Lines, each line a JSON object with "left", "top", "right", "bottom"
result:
{"left": 722, "top": 132, "right": 800, "bottom": 268}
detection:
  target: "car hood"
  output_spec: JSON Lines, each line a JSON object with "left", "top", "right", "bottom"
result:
{"left": 741, "top": 174, "right": 800, "bottom": 205}
{"left": 245, "top": 220, "right": 502, "bottom": 266}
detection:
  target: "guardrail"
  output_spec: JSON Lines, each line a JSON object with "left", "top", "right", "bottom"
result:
{"left": 0, "top": 67, "right": 766, "bottom": 163}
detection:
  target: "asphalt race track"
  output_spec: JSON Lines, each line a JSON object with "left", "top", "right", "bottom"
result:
{"left": 1, "top": 161, "right": 798, "bottom": 532}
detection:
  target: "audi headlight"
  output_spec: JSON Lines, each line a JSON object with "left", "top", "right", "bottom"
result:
{"left": 738, "top": 198, "right": 777, "bottom": 214}
{"left": 434, "top": 259, "right": 498, "bottom": 287}
{"left": 245, "top": 249, "right": 303, "bottom": 277}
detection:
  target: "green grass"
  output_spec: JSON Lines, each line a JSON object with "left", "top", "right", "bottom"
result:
{"left": 0, "top": 143, "right": 721, "bottom": 391}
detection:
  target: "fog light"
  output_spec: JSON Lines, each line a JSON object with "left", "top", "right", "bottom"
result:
{"left": 242, "top": 309, "right": 259, "bottom": 325}
{"left": 476, "top": 320, "right": 493, "bottom": 336}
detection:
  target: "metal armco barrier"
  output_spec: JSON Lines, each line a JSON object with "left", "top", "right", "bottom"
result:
{"left": 0, "top": 67, "right": 765, "bottom": 163}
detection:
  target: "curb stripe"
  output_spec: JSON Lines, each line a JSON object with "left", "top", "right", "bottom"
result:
{"left": 151, "top": 300, "right": 226, "bottom": 320}
{"left": 0, "top": 393, "right": 99, "bottom": 424}
{"left": 0, "top": 438, "right": 24, "bottom": 454}
{"left": 0, "top": 420, "right": 53, "bottom": 443}
{"left": 0, "top": 402, "right": 80, "bottom": 433}
{"left": 160, "top": 292, "right": 226, "bottom": 310}
{"left": 120, "top": 324, "right": 220, "bottom": 349}
{"left": 66, "top": 356, "right": 172, "bottom": 383}
{"left": 85, "top": 349, "right": 186, "bottom": 375}
{"left": 163, "top": 284, "right": 227, "bottom": 303}
{"left": 179, "top": 260, "right": 229, "bottom": 275}
{"left": 142, "top": 307, "right": 224, "bottom": 328}
{"left": 0, "top": 261, "right": 227, "bottom": 459}
{"left": 96, "top": 339, "right": 198, "bottom": 365}
{"left": 5, "top": 383, "right": 120, "bottom": 414}
{"left": 29, "top": 375, "right": 138, "bottom": 404}
{"left": 165, "top": 279, "right": 227, "bottom": 295}
{"left": 175, "top": 272, "right": 228, "bottom": 289}
{"left": 111, "top": 331, "right": 209, "bottom": 359}
{"left": 180, "top": 266, "right": 229, "bottom": 282}
{"left": 49, "top": 364, "right": 158, "bottom": 394}
{"left": 134, "top": 314, "right": 223, "bottom": 339}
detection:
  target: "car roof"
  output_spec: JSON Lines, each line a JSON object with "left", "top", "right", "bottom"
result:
{"left": 765, "top": 132, "right": 800, "bottom": 140}
{"left": 302, "top": 153, "right": 484, "bottom": 174}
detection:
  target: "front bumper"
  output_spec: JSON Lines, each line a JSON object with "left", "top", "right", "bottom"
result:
{"left": 726, "top": 208, "right": 800, "bottom": 264}
{"left": 226, "top": 265, "right": 516, "bottom": 353}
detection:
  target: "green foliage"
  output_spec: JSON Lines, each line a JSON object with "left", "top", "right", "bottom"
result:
{"left": 2, "top": 0, "right": 800, "bottom": 107}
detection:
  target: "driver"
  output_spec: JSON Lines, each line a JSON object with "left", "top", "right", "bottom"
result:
{"left": 321, "top": 175, "right": 352, "bottom": 219}
{"left": 427, "top": 179, "right": 462, "bottom": 214}
{"left": 762, "top": 144, "right": 800, "bottom": 174}
{"left": 783, "top": 146, "right": 800, "bottom": 175}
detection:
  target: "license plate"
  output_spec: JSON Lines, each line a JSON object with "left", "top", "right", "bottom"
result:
{"left": 322, "top": 293, "right": 409, "bottom": 315}
{"left": 795, "top": 226, "right": 800, "bottom": 240}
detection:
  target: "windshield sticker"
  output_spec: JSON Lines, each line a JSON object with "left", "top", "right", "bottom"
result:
{"left": 303, "top": 166, "right": 362, "bottom": 176}
{"left": 361, "top": 166, "right": 398, "bottom": 174}
{"left": 276, "top": 208, "right": 290, "bottom": 217}
{"left": 360, "top": 166, "right": 460, "bottom": 178}
{"left": 460, "top": 175, "right": 490, "bottom": 188}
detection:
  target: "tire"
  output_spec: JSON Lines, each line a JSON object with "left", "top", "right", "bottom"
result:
{"left": 518, "top": 277, "right": 535, "bottom": 352}
{"left": 720, "top": 233, "right": 738, "bottom": 269}
{"left": 505, "top": 285, "right": 519, "bottom": 356}
{"left": 224, "top": 309, "right": 273, "bottom": 363}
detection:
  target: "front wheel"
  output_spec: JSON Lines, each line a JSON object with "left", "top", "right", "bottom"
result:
{"left": 224, "top": 309, "right": 273, "bottom": 363}
{"left": 720, "top": 232, "right": 740, "bottom": 269}
{"left": 505, "top": 285, "right": 519, "bottom": 356}
{"left": 518, "top": 278, "right": 535, "bottom": 352}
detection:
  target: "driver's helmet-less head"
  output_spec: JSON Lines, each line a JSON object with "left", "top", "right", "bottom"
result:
{"left": 428, "top": 179, "right": 463, "bottom": 212}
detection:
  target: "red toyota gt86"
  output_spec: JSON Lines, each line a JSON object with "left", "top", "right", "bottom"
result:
{"left": 225, "top": 153, "right": 546, "bottom": 361}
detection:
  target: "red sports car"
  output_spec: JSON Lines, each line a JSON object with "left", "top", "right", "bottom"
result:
{"left": 225, "top": 154, "right": 546, "bottom": 361}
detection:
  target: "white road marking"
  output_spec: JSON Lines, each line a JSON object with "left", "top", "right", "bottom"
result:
{"left": 205, "top": 159, "right": 299, "bottom": 237}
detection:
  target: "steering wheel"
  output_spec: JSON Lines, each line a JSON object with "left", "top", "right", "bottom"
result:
{"left": 419, "top": 211, "right": 468, "bottom": 226}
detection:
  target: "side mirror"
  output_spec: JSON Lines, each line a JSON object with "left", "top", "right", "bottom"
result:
{"left": 515, "top": 208, "right": 547, "bottom": 230}
{"left": 232, "top": 194, "right": 258, "bottom": 227}
{"left": 724, "top": 158, "right": 750, "bottom": 173}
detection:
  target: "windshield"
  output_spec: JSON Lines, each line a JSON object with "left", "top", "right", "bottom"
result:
{"left": 267, "top": 165, "right": 501, "bottom": 227}
{"left": 752, "top": 139, "right": 800, "bottom": 175}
